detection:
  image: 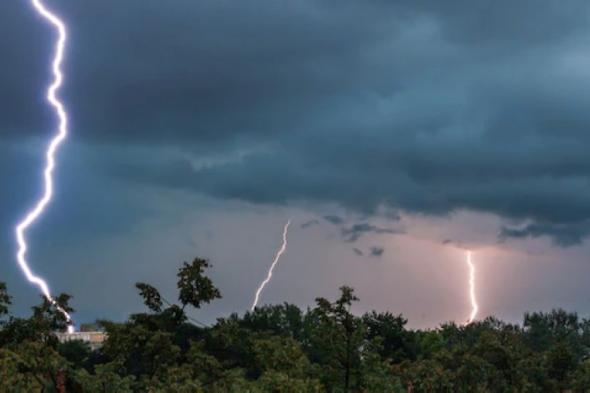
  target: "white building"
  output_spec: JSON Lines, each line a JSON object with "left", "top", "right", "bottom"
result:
{"left": 55, "top": 331, "right": 107, "bottom": 350}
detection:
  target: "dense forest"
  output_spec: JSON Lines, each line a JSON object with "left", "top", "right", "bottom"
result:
{"left": 1, "top": 257, "right": 590, "bottom": 392}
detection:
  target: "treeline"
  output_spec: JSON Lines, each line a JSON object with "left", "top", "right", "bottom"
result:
{"left": 1, "top": 258, "right": 590, "bottom": 392}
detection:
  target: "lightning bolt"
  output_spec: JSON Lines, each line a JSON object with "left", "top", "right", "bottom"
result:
{"left": 251, "top": 219, "right": 291, "bottom": 311}
{"left": 15, "top": 0, "right": 74, "bottom": 333}
{"left": 465, "top": 250, "right": 478, "bottom": 325}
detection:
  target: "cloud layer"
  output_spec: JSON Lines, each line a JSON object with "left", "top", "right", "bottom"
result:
{"left": 3, "top": 0, "right": 590, "bottom": 251}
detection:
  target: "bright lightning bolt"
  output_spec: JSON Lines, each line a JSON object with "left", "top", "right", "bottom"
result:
{"left": 465, "top": 250, "right": 479, "bottom": 325}
{"left": 251, "top": 220, "right": 291, "bottom": 311}
{"left": 15, "top": 0, "right": 74, "bottom": 333}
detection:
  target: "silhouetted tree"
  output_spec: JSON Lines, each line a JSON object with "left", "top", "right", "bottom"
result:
{"left": 4, "top": 261, "right": 590, "bottom": 392}
{"left": 135, "top": 283, "right": 163, "bottom": 313}
{"left": 0, "top": 282, "right": 11, "bottom": 317}
{"left": 177, "top": 257, "right": 221, "bottom": 310}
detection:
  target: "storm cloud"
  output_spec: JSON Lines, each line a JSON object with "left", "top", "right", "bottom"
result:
{"left": 301, "top": 219, "right": 320, "bottom": 229}
{"left": 369, "top": 247, "right": 385, "bottom": 258}
{"left": 500, "top": 221, "right": 590, "bottom": 247}
{"left": 341, "top": 223, "right": 402, "bottom": 243}
{"left": 324, "top": 216, "right": 345, "bottom": 226}
{"left": 3, "top": 0, "right": 590, "bottom": 248}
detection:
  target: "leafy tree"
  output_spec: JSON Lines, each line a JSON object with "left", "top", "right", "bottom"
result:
{"left": 205, "top": 314, "right": 254, "bottom": 372}
{"left": 0, "top": 282, "right": 11, "bottom": 317}
{"left": 177, "top": 258, "right": 221, "bottom": 310}
{"left": 58, "top": 339, "right": 92, "bottom": 367}
{"left": 359, "top": 339, "right": 405, "bottom": 392}
{"left": 255, "top": 370, "right": 324, "bottom": 393}
{"left": 571, "top": 359, "right": 590, "bottom": 392}
{"left": 0, "top": 347, "right": 44, "bottom": 391}
{"left": 5, "top": 257, "right": 590, "bottom": 392}
{"left": 136, "top": 283, "right": 164, "bottom": 313}
{"left": 398, "top": 358, "right": 453, "bottom": 393}
{"left": 305, "top": 286, "right": 364, "bottom": 392}
{"left": 32, "top": 293, "right": 75, "bottom": 333}
{"left": 242, "top": 303, "right": 304, "bottom": 340}
{"left": 362, "top": 311, "right": 414, "bottom": 362}
{"left": 252, "top": 336, "right": 310, "bottom": 378}
{"left": 524, "top": 309, "right": 580, "bottom": 352}
{"left": 547, "top": 342, "right": 577, "bottom": 389}
{"left": 74, "top": 363, "right": 135, "bottom": 393}
{"left": 100, "top": 322, "right": 181, "bottom": 379}
{"left": 0, "top": 293, "right": 74, "bottom": 347}
{"left": 0, "top": 341, "right": 69, "bottom": 391}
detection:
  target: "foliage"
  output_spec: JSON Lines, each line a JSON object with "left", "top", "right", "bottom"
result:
{"left": 177, "top": 258, "right": 221, "bottom": 310}
{"left": 0, "top": 282, "right": 11, "bottom": 317}
{"left": 2, "top": 258, "right": 590, "bottom": 392}
{"left": 135, "top": 283, "right": 164, "bottom": 313}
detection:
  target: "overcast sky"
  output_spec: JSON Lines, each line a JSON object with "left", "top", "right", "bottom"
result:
{"left": 2, "top": 0, "right": 590, "bottom": 328}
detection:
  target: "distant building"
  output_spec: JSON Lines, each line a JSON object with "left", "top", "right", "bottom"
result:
{"left": 55, "top": 331, "right": 107, "bottom": 350}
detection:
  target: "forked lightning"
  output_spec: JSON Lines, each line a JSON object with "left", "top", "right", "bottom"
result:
{"left": 16, "top": 0, "right": 74, "bottom": 333}
{"left": 465, "top": 250, "right": 478, "bottom": 325}
{"left": 251, "top": 220, "right": 291, "bottom": 310}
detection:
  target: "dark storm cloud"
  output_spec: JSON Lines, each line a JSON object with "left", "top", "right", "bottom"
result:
{"left": 301, "top": 219, "right": 320, "bottom": 229}
{"left": 341, "top": 223, "right": 402, "bottom": 243}
{"left": 4, "top": 1, "right": 590, "bottom": 245}
{"left": 370, "top": 247, "right": 385, "bottom": 258}
{"left": 500, "top": 221, "right": 590, "bottom": 247}
{"left": 323, "top": 216, "right": 344, "bottom": 226}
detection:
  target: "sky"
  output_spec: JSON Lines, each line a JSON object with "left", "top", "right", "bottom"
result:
{"left": 2, "top": 0, "right": 590, "bottom": 328}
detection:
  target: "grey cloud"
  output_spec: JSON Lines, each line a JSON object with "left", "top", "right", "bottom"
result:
{"left": 500, "top": 221, "right": 590, "bottom": 247}
{"left": 370, "top": 247, "right": 385, "bottom": 257}
{"left": 323, "top": 215, "right": 344, "bottom": 225}
{"left": 4, "top": 1, "right": 590, "bottom": 245}
{"left": 341, "top": 223, "right": 402, "bottom": 243}
{"left": 301, "top": 219, "right": 320, "bottom": 229}
{"left": 352, "top": 248, "right": 363, "bottom": 256}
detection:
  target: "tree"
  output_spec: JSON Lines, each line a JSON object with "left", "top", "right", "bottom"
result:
{"left": 58, "top": 339, "right": 92, "bottom": 367}
{"left": 571, "top": 359, "right": 590, "bottom": 392}
{"left": 32, "top": 293, "right": 75, "bottom": 333}
{"left": 74, "top": 363, "right": 135, "bottom": 393}
{"left": 305, "top": 286, "right": 364, "bottom": 392}
{"left": 360, "top": 338, "right": 405, "bottom": 393}
{"left": 0, "top": 293, "right": 74, "bottom": 347}
{"left": 362, "top": 312, "right": 414, "bottom": 363}
{"left": 0, "top": 282, "right": 11, "bottom": 317}
{"left": 255, "top": 370, "right": 324, "bottom": 393}
{"left": 0, "top": 341, "right": 70, "bottom": 392}
{"left": 177, "top": 258, "right": 221, "bottom": 310}
{"left": 7, "top": 254, "right": 590, "bottom": 391}
{"left": 136, "top": 283, "right": 164, "bottom": 313}
{"left": 398, "top": 358, "right": 453, "bottom": 393}
{"left": 100, "top": 322, "right": 181, "bottom": 379}
{"left": 524, "top": 309, "right": 580, "bottom": 352}
{"left": 133, "top": 258, "right": 222, "bottom": 333}
{"left": 252, "top": 336, "right": 310, "bottom": 377}
{"left": 242, "top": 303, "right": 304, "bottom": 340}
{"left": 547, "top": 342, "right": 576, "bottom": 390}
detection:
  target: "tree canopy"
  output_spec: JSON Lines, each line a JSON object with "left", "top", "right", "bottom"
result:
{"left": 2, "top": 257, "right": 590, "bottom": 392}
